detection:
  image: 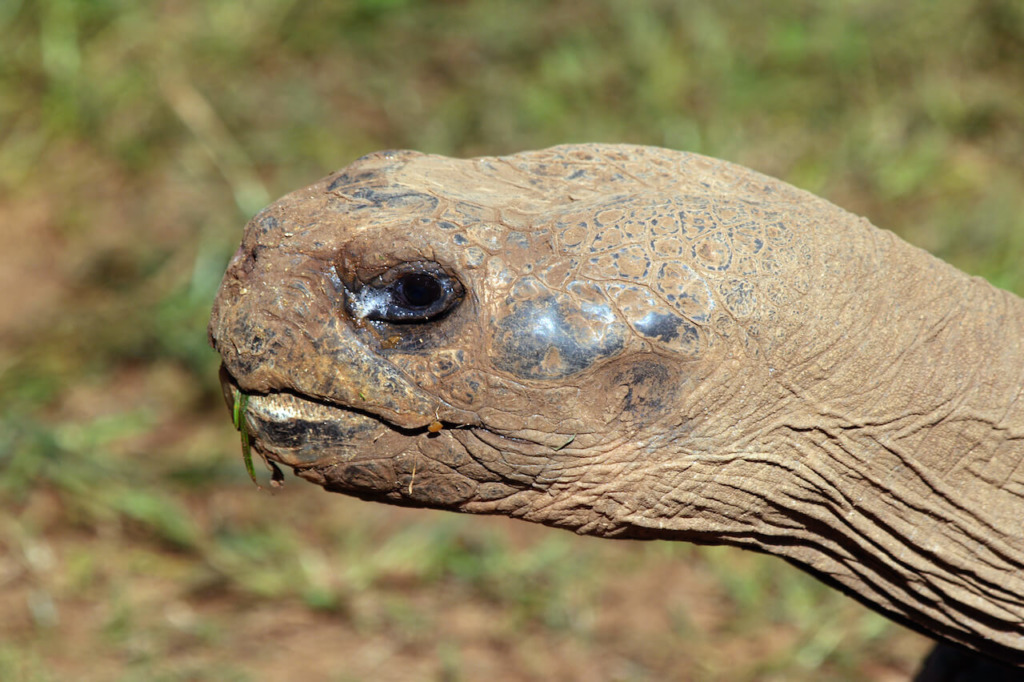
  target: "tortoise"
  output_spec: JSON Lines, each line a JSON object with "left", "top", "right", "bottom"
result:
{"left": 208, "top": 144, "right": 1024, "bottom": 674}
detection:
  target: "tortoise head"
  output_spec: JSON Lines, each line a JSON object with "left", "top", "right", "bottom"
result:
{"left": 209, "top": 144, "right": 829, "bottom": 530}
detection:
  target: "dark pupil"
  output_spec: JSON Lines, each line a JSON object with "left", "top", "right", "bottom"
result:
{"left": 396, "top": 273, "right": 442, "bottom": 309}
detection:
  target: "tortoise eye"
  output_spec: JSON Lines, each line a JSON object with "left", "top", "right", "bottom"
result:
{"left": 347, "top": 263, "right": 463, "bottom": 323}
{"left": 394, "top": 273, "right": 444, "bottom": 310}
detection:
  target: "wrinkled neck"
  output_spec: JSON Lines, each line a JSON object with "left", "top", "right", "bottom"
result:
{"left": 625, "top": 223, "right": 1024, "bottom": 663}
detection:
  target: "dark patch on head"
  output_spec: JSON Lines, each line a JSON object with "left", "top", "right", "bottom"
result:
{"left": 634, "top": 311, "right": 693, "bottom": 343}
{"left": 224, "top": 320, "right": 278, "bottom": 376}
{"left": 491, "top": 295, "right": 627, "bottom": 380}
{"left": 612, "top": 360, "right": 675, "bottom": 419}
{"left": 343, "top": 187, "right": 440, "bottom": 211}
{"left": 254, "top": 213, "right": 279, "bottom": 236}
{"left": 327, "top": 170, "right": 379, "bottom": 192}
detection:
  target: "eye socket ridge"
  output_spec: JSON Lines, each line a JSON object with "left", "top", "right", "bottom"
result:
{"left": 347, "top": 263, "right": 463, "bottom": 322}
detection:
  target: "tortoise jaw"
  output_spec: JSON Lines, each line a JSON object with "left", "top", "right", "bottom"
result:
{"left": 244, "top": 392, "right": 388, "bottom": 468}
{"left": 218, "top": 365, "right": 391, "bottom": 470}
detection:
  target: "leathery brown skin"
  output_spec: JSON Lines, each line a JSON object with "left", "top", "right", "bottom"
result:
{"left": 208, "top": 144, "right": 1024, "bottom": 666}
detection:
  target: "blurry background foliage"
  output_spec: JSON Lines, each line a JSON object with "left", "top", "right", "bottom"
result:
{"left": 1, "top": 0, "right": 1022, "bottom": 680}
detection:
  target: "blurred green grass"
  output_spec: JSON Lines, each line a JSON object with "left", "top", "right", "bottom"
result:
{"left": 1, "top": 0, "right": 1022, "bottom": 680}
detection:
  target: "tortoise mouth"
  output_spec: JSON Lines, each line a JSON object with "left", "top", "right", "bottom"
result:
{"left": 218, "top": 365, "right": 391, "bottom": 468}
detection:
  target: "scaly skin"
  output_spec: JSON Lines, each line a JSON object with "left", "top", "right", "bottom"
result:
{"left": 208, "top": 144, "right": 1024, "bottom": 666}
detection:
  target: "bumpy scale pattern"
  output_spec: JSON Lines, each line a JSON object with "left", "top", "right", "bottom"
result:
{"left": 320, "top": 144, "right": 825, "bottom": 383}
{"left": 413, "top": 145, "right": 819, "bottom": 377}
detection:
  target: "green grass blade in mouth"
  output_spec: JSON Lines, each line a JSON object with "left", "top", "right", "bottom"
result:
{"left": 231, "top": 388, "right": 259, "bottom": 488}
